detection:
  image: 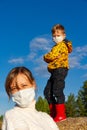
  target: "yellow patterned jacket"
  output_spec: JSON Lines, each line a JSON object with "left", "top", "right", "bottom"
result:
{"left": 43, "top": 40, "right": 72, "bottom": 71}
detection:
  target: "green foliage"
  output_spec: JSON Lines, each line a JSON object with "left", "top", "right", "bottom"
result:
{"left": 0, "top": 115, "right": 3, "bottom": 121}
{"left": 76, "top": 80, "right": 87, "bottom": 116}
{"left": 76, "top": 96, "right": 85, "bottom": 116}
{"left": 66, "top": 80, "right": 87, "bottom": 117}
{"left": 65, "top": 93, "right": 77, "bottom": 117}
{"left": 35, "top": 96, "right": 50, "bottom": 114}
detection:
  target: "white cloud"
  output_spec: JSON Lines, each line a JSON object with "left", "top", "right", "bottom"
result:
{"left": 75, "top": 45, "right": 87, "bottom": 53}
{"left": 8, "top": 57, "right": 24, "bottom": 64}
{"left": 82, "top": 73, "right": 87, "bottom": 79}
{"left": 69, "top": 56, "right": 80, "bottom": 68}
{"left": 34, "top": 63, "right": 50, "bottom": 78}
{"left": 27, "top": 52, "right": 37, "bottom": 60}
{"left": 29, "top": 35, "right": 53, "bottom": 52}
{"left": 28, "top": 36, "right": 53, "bottom": 77}
{"left": 69, "top": 45, "right": 87, "bottom": 69}
{"left": 79, "top": 64, "right": 87, "bottom": 69}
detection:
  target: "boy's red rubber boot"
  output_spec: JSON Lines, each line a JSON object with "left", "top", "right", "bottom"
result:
{"left": 54, "top": 104, "right": 66, "bottom": 122}
{"left": 49, "top": 104, "right": 56, "bottom": 118}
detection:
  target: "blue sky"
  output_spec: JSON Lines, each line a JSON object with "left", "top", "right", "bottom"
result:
{"left": 0, "top": 0, "right": 87, "bottom": 115}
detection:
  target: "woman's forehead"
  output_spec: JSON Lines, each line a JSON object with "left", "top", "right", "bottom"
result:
{"left": 11, "top": 74, "right": 29, "bottom": 85}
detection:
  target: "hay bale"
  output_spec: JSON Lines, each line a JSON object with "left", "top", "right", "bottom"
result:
{"left": 56, "top": 117, "right": 87, "bottom": 130}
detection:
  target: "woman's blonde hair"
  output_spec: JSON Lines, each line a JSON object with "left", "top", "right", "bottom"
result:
{"left": 5, "top": 66, "right": 35, "bottom": 98}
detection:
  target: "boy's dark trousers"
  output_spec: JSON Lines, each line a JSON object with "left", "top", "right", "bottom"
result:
{"left": 44, "top": 67, "right": 68, "bottom": 122}
{"left": 44, "top": 67, "right": 68, "bottom": 104}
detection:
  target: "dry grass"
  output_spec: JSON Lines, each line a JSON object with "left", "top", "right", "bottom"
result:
{"left": 0, "top": 121, "right": 2, "bottom": 130}
{"left": 56, "top": 117, "right": 87, "bottom": 130}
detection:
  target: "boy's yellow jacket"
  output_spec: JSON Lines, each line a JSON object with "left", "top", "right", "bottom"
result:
{"left": 43, "top": 40, "right": 72, "bottom": 71}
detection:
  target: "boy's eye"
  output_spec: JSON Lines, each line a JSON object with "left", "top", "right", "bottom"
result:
{"left": 56, "top": 35, "right": 61, "bottom": 37}
{"left": 53, "top": 35, "right": 61, "bottom": 37}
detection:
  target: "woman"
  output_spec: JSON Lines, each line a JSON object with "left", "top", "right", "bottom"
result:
{"left": 2, "top": 66, "right": 59, "bottom": 130}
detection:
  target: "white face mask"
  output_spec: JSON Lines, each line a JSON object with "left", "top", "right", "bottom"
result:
{"left": 53, "top": 36, "right": 65, "bottom": 43}
{"left": 12, "top": 87, "right": 35, "bottom": 108}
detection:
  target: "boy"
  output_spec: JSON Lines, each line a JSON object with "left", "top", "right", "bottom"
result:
{"left": 43, "top": 24, "right": 72, "bottom": 122}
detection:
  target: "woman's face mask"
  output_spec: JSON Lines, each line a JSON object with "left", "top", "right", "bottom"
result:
{"left": 12, "top": 87, "right": 35, "bottom": 108}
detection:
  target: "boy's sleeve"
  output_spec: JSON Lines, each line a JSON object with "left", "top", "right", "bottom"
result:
{"left": 43, "top": 46, "right": 60, "bottom": 63}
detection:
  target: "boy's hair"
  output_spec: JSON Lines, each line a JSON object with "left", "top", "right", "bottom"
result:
{"left": 51, "top": 24, "right": 65, "bottom": 34}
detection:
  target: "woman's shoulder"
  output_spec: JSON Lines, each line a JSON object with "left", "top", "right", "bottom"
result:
{"left": 4, "top": 108, "right": 15, "bottom": 117}
{"left": 4, "top": 106, "right": 20, "bottom": 118}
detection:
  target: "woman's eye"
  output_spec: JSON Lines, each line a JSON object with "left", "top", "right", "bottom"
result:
{"left": 10, "top": 87, "right": 17, "bottom": 91}
{"left": 23, "top": 84, "right": 27, "bottom": 87}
